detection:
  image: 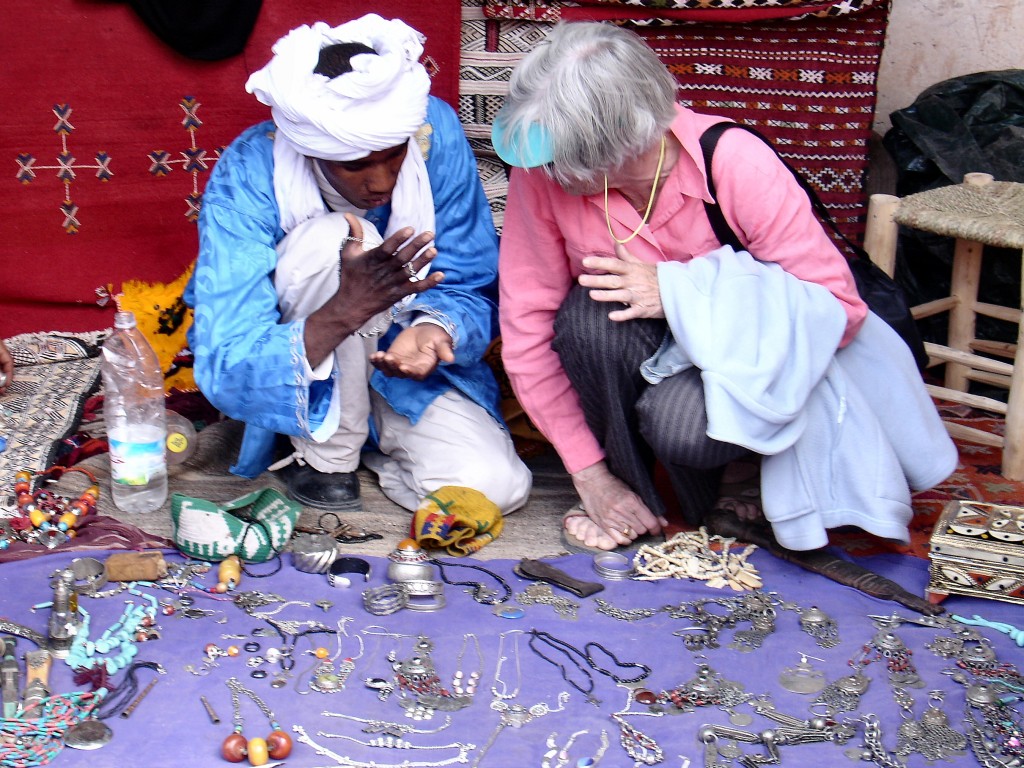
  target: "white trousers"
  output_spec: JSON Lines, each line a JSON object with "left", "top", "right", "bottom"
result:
{"left": 274, "top": 212, "right": 531, "bottom": 514}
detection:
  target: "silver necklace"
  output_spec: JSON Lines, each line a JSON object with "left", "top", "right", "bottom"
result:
{"left": 451, "top": 633, "right": 483, "bottom": 698}
{"left": 490, "top": 630, "right": 523, "bottom": 700}
{"left": 472, "top": 692, "right": 570, "bottom": 768}
{"left": 320, "top": 711, "right": 451, "bottom": 737}
{"left": 294, "top": 725, "right": 474, "bottom": 768}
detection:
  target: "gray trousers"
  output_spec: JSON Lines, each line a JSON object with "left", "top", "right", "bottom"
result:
{"left": 552, "top": 285, "right": 748, "bottom": 524}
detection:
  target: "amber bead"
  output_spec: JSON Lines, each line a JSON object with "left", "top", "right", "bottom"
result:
{"left": 634, "top": 689, "right": 658, "bottom": 705}
{"left": 397, "top": 537, "right": 421, "bottom": 551}
{"left": 267, "top": 730, "right": 292, "bottom": 759}
{"left": 222, "top": 733, "right": 247, "bottom": 762}
{"left": 246, "top": 736, "right": 269, "bottom": 766}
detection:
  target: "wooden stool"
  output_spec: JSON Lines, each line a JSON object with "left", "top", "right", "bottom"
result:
{"left": 864, "top": 174, "right": 1024, "bottom": 479}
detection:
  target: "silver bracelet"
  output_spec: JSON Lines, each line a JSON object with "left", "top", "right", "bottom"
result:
{"left": 291, "top": 533, "right": 338, "bottom": 575}
{"left": 362, "top": 584, "right": 408, "bottom": 616}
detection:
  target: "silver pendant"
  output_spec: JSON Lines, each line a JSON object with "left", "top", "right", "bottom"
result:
{"left": 64, "top": 719, "right": 113, "bottom": 750}
{"left": 778, "top": 654, "right": 826, "bottom": 695}
{"left": 797, "top": 606, "right": 840, "bottom": 649}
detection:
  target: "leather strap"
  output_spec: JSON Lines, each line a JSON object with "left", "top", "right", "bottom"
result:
{"left": 514, "top": 559, "right": 604, "bottom": 598}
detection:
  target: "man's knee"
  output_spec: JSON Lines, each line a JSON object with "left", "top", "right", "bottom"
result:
{"left": 456, "top": 454, "right": 532, "bottom": 515}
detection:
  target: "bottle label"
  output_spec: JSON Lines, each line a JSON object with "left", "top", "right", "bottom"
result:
{"left": 109, "top": 430, "right": 164, "bottom": 486}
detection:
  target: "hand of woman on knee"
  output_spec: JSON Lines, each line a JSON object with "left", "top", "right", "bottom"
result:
{"left": 570, "top": 461, "right": 667, "bottom": 547}
{"left": 578, "top": 244, "right": 664, "bottom": 322}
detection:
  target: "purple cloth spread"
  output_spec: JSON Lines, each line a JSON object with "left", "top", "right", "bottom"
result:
{"left": 0, "top": 548, "right": 1017, "bottom": 767}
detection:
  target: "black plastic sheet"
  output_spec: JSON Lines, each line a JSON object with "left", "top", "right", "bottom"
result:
{"left": 883, "top": 71, "right": 1024, "bottom": 361}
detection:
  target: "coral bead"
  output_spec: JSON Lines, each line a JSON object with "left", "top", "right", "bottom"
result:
{"left": 82, "top": 484, "right": 100, "bottom": 501}
{"left": 267, "top": 730, "right": 292, "bottom": 759}
{"left": 246, "top": 737, "right": 269, "bottom": 766}
{"left": 222, "top": 733, "right": 247, "bottom": 762}
{"left": 18, "top": 492, "right": 34, "bottom": 507}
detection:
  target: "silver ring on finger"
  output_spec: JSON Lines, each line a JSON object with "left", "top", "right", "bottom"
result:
{"left": 403, "top": 262, "right": 417, "bottom": 278}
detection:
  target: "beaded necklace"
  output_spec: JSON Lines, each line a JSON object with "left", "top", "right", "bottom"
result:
{"left": 222, "top": 676, "right": 292, "bottom": 764}
{"left": 2, "top": 691, "right": 103, "bottom": 763}
{"left": 526, "top": 629, "right": 651, "bottom": 706}
{"left": 65, "top": 588, "right": 159, "bottom": 674}
{"left": 7, "top": 466, "right": 99, "bottom": 548}
{"left": 430, "top": 558, "right": 511, "bottom": 605}
{"left": 603, "top": 136, "right": 666, "bottom": 245}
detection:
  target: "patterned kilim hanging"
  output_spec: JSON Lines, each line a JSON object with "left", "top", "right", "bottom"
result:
{"left": 461, "top": 0, "right": 891, "bottom": 245}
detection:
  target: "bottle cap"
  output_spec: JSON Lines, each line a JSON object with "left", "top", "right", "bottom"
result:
{"left": 113, "top": 311, "right": 136, "bottom": 329}
{"left": 165, "top": 410, "right": 198, "bottom": 465}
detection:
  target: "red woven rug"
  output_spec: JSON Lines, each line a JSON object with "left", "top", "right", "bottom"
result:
{"left": 810, "top": 406, "right": 1020, "bottom": 559}
{"left": 1, "top": 0, "right": 462, "bottom": 338}
{"left": 633, "top": 0, "right": 891, "bottom": 248}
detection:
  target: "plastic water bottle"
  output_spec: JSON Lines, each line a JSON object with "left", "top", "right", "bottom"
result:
{"left": 101, "top": 310, "right": 168, "bottom": 513}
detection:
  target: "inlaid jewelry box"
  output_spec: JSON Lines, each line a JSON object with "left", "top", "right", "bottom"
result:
{"left": 926, "top": 500, "right": 1024, "bottom": 605}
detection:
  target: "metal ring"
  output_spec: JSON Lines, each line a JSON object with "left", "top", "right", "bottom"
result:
{"left": 403, "top": 262, "right": 417, "bottom": 278}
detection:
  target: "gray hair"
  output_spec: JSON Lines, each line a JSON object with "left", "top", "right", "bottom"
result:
{"left": 501, "top": 22, "right": 678, "bottom": 188}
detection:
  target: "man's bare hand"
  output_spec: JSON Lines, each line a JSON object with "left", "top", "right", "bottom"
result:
{"left": 578, "top": 241, "right": 663, "bottom": 321}
{"left": 371, "top": 324, "right": 454, "bottom": 380}
{"left": 304, "top": 214, "right": 445, "bottom": 367}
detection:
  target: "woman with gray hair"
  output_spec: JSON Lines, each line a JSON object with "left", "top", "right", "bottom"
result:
{"left": 494, "top": 22, "right": 903, "bottom": 553}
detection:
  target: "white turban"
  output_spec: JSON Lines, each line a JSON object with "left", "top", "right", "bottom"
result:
{"left": 245, "top": 15, "right": 434, "bottom": 235}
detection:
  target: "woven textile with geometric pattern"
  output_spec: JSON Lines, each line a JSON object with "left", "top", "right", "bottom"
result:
{"left": 461, "top": 0, "right": 891, "bottom": 245}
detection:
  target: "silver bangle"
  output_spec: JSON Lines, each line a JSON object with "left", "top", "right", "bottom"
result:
{"left": 69, "top": 557, "right": 108, "bottom": 596}
{"left": 398, "top": 579, "right": 444, "bottom": 597}
{"left": 362, "top": 584, "right": 408, "bottom": 616}
{"left": 291, "top": 533, "right": 338, "bottom": 575}
{"left": 327, "top": 557, "right": 371, "bottom": 589}
{"left": 593, "top": 552, "right": 634, "bottom": 580}
{"left": 404, "top": 593, "right": 447, "bottom": 612}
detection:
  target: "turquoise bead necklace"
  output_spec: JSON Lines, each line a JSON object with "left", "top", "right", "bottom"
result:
{"left": 65, "top": 586, "right": 158, "bottom": 674}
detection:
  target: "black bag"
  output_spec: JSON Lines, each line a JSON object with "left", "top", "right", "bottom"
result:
{"left": 699, "top": 122, "right": 928, "bottom": 371}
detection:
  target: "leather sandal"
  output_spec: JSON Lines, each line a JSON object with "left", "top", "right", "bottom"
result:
{"left": 560, "top": 503, "right": 664, "bottom": 556}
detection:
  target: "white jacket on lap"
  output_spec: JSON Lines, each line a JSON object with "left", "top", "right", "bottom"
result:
{"left": 643, "top": 246, "right": 957, "bottom": 551}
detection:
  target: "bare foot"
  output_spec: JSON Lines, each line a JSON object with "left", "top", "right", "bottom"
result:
{"left": 564, "top": 511, "right": 621, "bottom": 550}
{"left": 714, "top": 494, "right": 763, "bottom": 522}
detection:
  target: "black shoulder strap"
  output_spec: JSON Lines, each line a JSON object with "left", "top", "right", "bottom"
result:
{"left": 699, "top": 121, "right": 869, "bottom": 260}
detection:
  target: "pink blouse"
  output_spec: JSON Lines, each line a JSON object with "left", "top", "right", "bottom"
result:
{"left": 498, "top": 105, "right": 867, "bottom": 474}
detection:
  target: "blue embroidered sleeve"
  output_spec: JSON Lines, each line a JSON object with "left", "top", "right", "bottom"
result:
{"left": 186, "top": 122, "right": 334, "bottom": 441}
{"left": 371, "top": 98, "right": 503, "bottom": 422}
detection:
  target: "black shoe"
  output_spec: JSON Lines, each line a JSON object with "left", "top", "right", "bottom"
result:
{"left": 278, "top": 463, "right": 362, "bottom": 512}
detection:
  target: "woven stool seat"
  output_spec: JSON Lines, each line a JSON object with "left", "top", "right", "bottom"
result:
{"left": 894, "top": 180, "right": 1024, "bottom": 250}
{"left": 862, "top": 173, "right": 1024, "bottom": 480}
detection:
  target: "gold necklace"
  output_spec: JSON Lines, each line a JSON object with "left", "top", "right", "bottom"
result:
{"left": 603, "top": 135, "right": 666, "bottom": 245}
